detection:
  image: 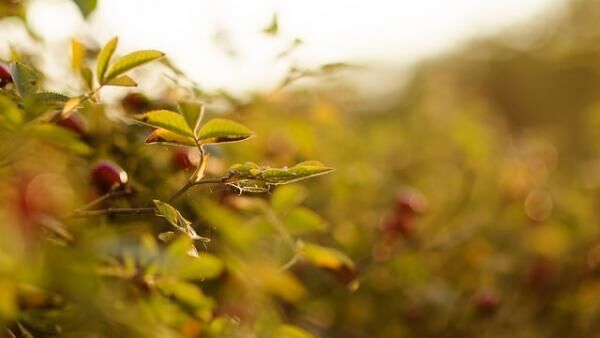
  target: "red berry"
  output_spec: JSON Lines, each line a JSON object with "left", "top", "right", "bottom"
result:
{"left": 380, "top": 213, "right": 414, "bottom": 240}
{"left": 121, "top": 92, "right": 151, "bottom": 114}
{"left": 56, "top": 113, "right": 86, "bottom": 136}
{"left": 327, "top": 264, "right": 359, "bottom": 290}
{"left": 395, "top": 189, "right": 428, "bottom": 215}
{"left": 9, "top": 173, "right": 74, "bottom": 239}
{"left": 91, "top": 160, "right": 128, "bottom": 193}
{"left": 526, "top": 256, "right": 557, "bottom": 290}
{"left": 0, "top": 63, "right": 13, "bottom": 88}
{"left": 172, "top": 148, "right": 201, "bottom": 170}
{"left": 403, "top": 303, "right": 424, "bottom": 322}
{"left": 475, "top": 291, "right": 500, "bottom": 315}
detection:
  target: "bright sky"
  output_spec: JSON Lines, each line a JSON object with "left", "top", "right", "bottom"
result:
{"left": 5, "top": 0, "right": 560, "bottom": 93}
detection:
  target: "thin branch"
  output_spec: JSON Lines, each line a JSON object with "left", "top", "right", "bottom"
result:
{"left": 75, "top": 189, "right": 130, "bottom": 212}
{"left": 280, "top": 253, "right": 301, "bottom": 271}
{"left": 168, "top": 176, "right": 230, "bottom": 203}
{"left": 168, "top": 180, "right": 194, "bottom": 203}
{"left": 70, "top": 207, "right": 155, "bottom": 218}
{"left": 60, "top": 86, "right": 104, "bottom": 119}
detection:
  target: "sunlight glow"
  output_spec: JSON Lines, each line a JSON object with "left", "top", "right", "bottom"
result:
{"left": 20, "top": 0, "right": 560, "bottom": 92}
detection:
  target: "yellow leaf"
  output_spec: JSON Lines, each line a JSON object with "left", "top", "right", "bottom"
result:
{"left": 70, "top": 38, "right": 85, "bottom": 71}
{"left": 104, "top": 75, "right": 137, "bottom": 87}
{"left": 134, "top": 110, "right": 193, "bottom": 138}
{"left": 96, "top": 37, "right": 118, "bottom": 83}
{"left": 104, "top": 50, "right": 164, "bottom": 83}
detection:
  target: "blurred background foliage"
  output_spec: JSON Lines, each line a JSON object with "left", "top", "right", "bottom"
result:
{"left": 2, "top": 0, "right": 600, "bottom": 337}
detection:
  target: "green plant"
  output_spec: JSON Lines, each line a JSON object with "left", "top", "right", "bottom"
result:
{"left": 0, "top": 37, "right": 352, "bottom": 338}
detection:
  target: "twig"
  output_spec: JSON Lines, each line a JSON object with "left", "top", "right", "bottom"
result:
{"left": 168, "top": 180, "right": 194, "bottom": 203}
{"left": 75, "top": 189, "right": 130, "bottom": 212}
{"left": 71, "top": 207, "right": 155, "bottom": 218}
{"left": 280, "top": 252, "right": 301, "bottom": 271}
{"left": 168, "top": 176, "right": 230, "bottom": 203}
{"left": 60, "top": 86, "right": 104, "bottom": 119}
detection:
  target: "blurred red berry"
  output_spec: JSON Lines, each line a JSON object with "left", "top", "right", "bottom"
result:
{"left": 9, "top": 173, "right": 74, "bottom": 239}
{"left": 91, "top": 160, "right": 128, "bottom": 193}
{"left": 526, "top": 256, "right": 557, "bottom": 290}
{"left": 172, "top": 148, "right": 201, "bottom": 170}
{"left": 56, "top": 113, "right": 86, "bottom": 137}
{"left": 380, "top": 213, "right": 414, "bottom": 240}
{"left": 0, "top": 63, "right": 13, "bottom": 88}
{"left": 121, "top": 92, "right": 151, "bottom": 114}
{"left": 395, "top": 189, "right": 428, "bottom": 215}
{"left": 403, "top": 303, "right": 424, "bottom": 322}
{"left": 475, "top": 291, "right": 500, "bottom": 315}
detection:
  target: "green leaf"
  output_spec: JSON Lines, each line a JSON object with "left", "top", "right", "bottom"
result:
{"left": 103, "top": 50, "right": 164, "bottom": 83}
{"left": 261, "top": 161, "right": 334, "bottom": 184}
{"left": 61, "top": 97, "right": 82, "bottom": 118}
{"left": 228, "top": 161, "right": 334, "bottom": 186}
{"left": 205, "top": 317, "right": 239, "bottom": 337}
{"left": 0, "top": 96, "right": 23, "bottom": 132}
{"left": 228, "top": 162, "right": 262, "bottom": 178}
{"left": 284, "top": 207, "right": 327, "bottom": 235}
{"left": 301, "top": 243, "right": 354, "bottom": 270}
{"left": 155, "top": 279, "right": 215, "bottom": 320}
{"left": 9, "top": 62, "right": 38, "bottom": 97}
{"left": 301, "top": 243, "right": 358, "bottom": 290}
{"left": 27, "top": 123, "right": 92, "bottom": 155}
{"left": 177, "top": 100, "right": 204, "bottom": 137}
{"left": 0, "top": 89, "right": 20, "bottom": 104}
{"left": 34, "top": 92, "right": 69, "bottom": 106}
{"left": 79, "top": 67, "right": 94, "bottom": 90}
{"left": 193, "top": 198, "right": 257, "bottom": 250}
{"left": 104, "top": 75, "right": 137, "bottom": 87}
{"left": 21, "top": 92, "right": 69, "bottom": 118}
{"left": 157, "top": 231, "right": 176, "bottom": 243}
{"left": 163, "top": 232, "right": 199, "bottom": 258}
{"left": 72, "top": 0, "right": 97, "bottom": 18}
{"left": 252, "top": 263, "right": 307, "bottom": 302}
{"left": 276, "top": 325, "right": 315, "bottom": 338}
{"left": 96, "top": 37, "right": 118, "bottom": 83}
{"left": 176, "top": 253, "right": 224, "bottom": 280}
{"left": 133, "top": 110, "right": 193, "bottom": 138}
{"left": 163, "top": 237, "right": 224, "bottom": 280}
{"left": 153, "top": 200, "right": 209, "bottom": 242}
{"left": 196, "top": 118, "right": 253, "bottom": 144}
{"left": 262, "top": 13, "right": 279, "bottom": 36}
{"left": 271, "top": 184, "right": 308, "bottom": 214}
{"left": 320, "top": 62, "right": 353, "bottom": 72}
{"left": 144, "top": 128, "right": 196, "bottom": 147}
{"left": 224, "top": 162, "right": 270, "bottom": 193}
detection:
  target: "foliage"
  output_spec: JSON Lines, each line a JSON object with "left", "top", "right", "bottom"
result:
{"left": 0, "top": 35, "right": 343, "bottom": 338}
{"left": 4, "top": 1, "right": 600, "bottom": 337}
